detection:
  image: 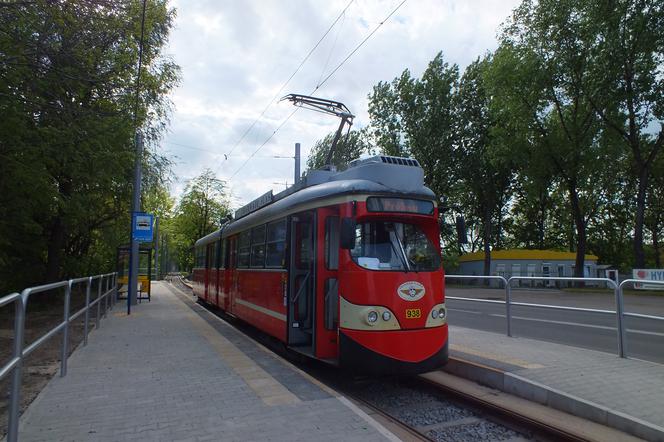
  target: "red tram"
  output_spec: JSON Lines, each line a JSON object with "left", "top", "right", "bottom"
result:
{"left": 192, "top": 155, "right": 448, "bottom": 374}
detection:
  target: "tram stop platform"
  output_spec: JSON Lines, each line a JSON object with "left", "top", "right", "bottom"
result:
{"left": 15, "top": 282, "right": 396, "bottom": 442}
{"left": 445, "top": 325, "right": 664, "bottom": 441}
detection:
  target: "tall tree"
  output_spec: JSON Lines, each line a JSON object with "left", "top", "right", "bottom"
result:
{"left": 368, "top": 53, "right": 461, "bottom": 250}
{"left": 172, "top": 169, "right": 229, "bottom": 270}
{"left": 583, "top": 0, "right": 664, "bottom": 268}
{"left": 306, "top": 129, "right": 371, "bottom": 171}
{"left": 368, "top": 53, "right": 459, "bottom": 198}
{"left": 489, "top": 0, "right": 610, "bottom": 277}
{"left": 646, "top": 157, "right": 664, "bottom": 267}
{"left": 454, "top": 56, "right": 513, "bottom": 275}
{"left": 0, "top": 0, "right": 180, "bottom": 291}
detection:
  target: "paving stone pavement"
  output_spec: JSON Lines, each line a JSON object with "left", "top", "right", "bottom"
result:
{"left": 449, "top": 325, "right": 664, "bottom": 431}
{"left": 17, "top": 282, "right": 393, "bottom": 442}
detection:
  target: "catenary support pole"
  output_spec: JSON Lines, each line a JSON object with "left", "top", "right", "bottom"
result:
{"left": 505, "top": 281, "right": 513, "bottom": 337}
{"left": 154, "top": 216, "right": 159, "bottom": 280}
{"left": 294, "top": 142, "right": 301, "bottom": 185}
{"left": 615, "top": 284, "right": 626, "bottom": 357}
{"left": 128, "top": 132, "right": 143, "bottom": 313}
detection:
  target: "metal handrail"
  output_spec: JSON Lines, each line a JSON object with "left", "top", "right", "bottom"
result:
{"left": 446, "top": 274, "right": 512, "bottom": 335}
{"left": 510, "top": 301, "right": 615, "bottom": 315}
{"left": 619, "top": 278, "right": 664, "bottom": 291}
{"left": 0, "top": 272, "right": 118, "bottom": 442}
{"left": 445, "top": 274, "right": 664, "bottom": 360}
{"left": 446, "top": 296, "right": 505, "bottom": 304}
{"left": 623, "top": 311, "right": 664, "bottom": 321}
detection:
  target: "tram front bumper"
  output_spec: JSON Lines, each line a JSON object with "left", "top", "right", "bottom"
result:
{"left": 339, "top": 325, "right": 448, "bottom": 375}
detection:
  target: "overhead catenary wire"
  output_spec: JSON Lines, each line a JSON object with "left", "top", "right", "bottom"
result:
{"left": 164, "top": 141, "right": 293, "bottom": 158}
{"left": 226, "top": 0, "right": 408, "bottom": 183}
{"left": 228, "top": 107, "right": 301, "bottom": 181}
{"left": 315, "top": 0, "right": 407, "bottom": 91}
{"left": 213, "top": 0, "right": 355, "bottom": 173}
{"left": 317, "top": 9, "right": 346, "bottom": 87}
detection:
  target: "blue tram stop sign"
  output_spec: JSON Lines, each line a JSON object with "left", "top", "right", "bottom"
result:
{"left": 132, "top": 212, "right": 154, "bottom": 242}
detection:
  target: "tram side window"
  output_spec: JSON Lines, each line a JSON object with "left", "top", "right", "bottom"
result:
{"left": 195, "top": 246, "right": 205, "bottom": 268}
{"left": 206, "top": 243, "right": 215, "bottom": 269}
{"left": 214, "top": 240, "right": 222, "bottom": 269}
{"left": 250, "top": 225, "right": 266, "bottom": 268}
{"left": 224, "top": 239, "right": 231, "bottom": 268}
{"left": 266, "top": 219, "right": 287, "bottom": 268}
{"left": 238, "top": 231, "right": 251, "bottom": 268}
{"left": 229, "top": 238, "right": 237, "bottom": 268}
{"left": 218, "top": 239, "right": 226, "bottom": 269}
{"left": 325, "top": 216, "right": 339, "bottom": 270}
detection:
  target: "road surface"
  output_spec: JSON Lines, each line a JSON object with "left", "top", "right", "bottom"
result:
{"left": 446, "top": 287, "right": 664, "bottom": 364}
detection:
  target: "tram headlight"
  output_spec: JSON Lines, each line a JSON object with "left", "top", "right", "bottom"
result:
{"left": 367, "top": 311, "right": 378, "bottom": 324}
{"left": 382, "top": 311, "right": 392, "bottom": 321}
{"left": 426, "top": 303, "right": 446, "bottom": 327}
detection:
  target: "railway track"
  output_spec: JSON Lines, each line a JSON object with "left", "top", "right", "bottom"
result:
{"left": 167, "top": 277, "right": 585, "bottom": 442}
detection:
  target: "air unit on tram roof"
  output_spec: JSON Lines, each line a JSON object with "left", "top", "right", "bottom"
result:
{"left": 348, "top": 155, "right": 420, "bottom": 169}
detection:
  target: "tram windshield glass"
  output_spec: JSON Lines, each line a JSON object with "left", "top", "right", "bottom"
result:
{"left": 350, "top": 221, "right": 440, "bottom": 271}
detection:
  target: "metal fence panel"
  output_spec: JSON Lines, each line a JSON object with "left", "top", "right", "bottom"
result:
{"left": 0, "top": 272, "right": 117, "bottom": 442}
{"left": 444, "top": 274, "right": 664, "bottom": 360}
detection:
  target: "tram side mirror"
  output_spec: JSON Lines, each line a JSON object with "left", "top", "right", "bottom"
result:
{"left": 340, "top": 218, "right": 356, "bottom": 249}
{"left": 455, "top": 216, "right": 468, "bottom": 244}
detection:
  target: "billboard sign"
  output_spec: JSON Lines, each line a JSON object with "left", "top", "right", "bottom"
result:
{"left": 132, "top": 212, "right": 154, "bottom": 242}
{"left": 632, "top": 269, "right": 664, "bottom": 290}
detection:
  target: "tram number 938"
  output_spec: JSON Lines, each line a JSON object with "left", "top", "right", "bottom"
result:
{"left": 405, "top": 308, "right": 421, "bottom": 319}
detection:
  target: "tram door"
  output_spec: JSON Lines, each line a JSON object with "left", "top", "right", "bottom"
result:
{"left": 288, "top": 211, "right": 315, "bottom": 350}
{"left": 204, "top": 243, "right": 214, "bottom": 302}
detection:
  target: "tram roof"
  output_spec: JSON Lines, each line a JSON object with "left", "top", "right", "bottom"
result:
{"left": 195, "top": 155, "right": 436, "bottom": 247}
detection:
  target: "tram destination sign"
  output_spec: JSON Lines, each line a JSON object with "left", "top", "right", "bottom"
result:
{"left": 235, "top": 190, "right": 274, "bottom": 220}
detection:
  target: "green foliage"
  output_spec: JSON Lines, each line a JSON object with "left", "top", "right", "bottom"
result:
{"left": 368, "top": 53, "right": 459, "bottom": 199}
{"left": 361, "top": 1, "right": 664, "bottom": 272}
{"left": 367, "top": 53, "right": 513, "bottom": 267}
{"left": 168, "top": 169, "right": 230, "bottom": 271}
{"left": 306, "top": 129, "right": 372, "bottom": 171}
{"left": 0, "top": 1, "right": 180, "bottom": 292}
{"left": 494, "top": 0, "right": 664, "bottom": 270}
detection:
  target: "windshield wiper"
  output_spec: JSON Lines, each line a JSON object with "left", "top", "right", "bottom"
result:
{"left": 388, "top": 225, "right": 411, "bottom": 272}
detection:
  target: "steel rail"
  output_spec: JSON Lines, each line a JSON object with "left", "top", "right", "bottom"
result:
{"left": 341, "top": 390, "right": 433, "bottom": 442}
{"left": 175, "top": 277, "right": 589, "bottom": 441}
{"left": 418, "top": 374, "right": 589, "bottom": 442}
{"left": 175, "top": 277, "right": 432, "bottom": 441}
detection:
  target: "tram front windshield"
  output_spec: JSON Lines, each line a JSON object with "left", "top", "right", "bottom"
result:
{"left": 350, "top": 221, "right": 440, "bottom": 272}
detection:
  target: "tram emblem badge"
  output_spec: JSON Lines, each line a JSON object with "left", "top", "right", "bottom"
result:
{"left": 397, "top": 281, "right": 426, "bottom": 301}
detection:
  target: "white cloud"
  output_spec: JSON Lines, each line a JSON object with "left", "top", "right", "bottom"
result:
{"left": 162, "top": 0, "right": 520, "bottom": 210}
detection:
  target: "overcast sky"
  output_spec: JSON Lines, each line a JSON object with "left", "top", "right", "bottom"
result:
{"left": 162, "top": 0, "right": 520, "bottom": 210}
